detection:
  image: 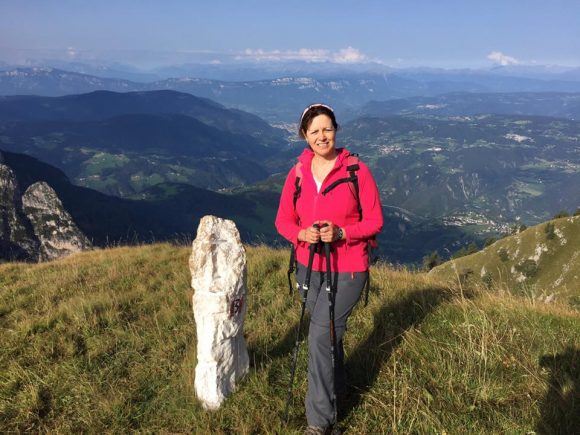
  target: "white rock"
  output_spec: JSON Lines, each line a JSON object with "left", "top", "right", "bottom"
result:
{"left": 189, "top": 215, "right": 249, "bottom": 410}
{"left": 22, "top": 182, "right": 92, "bottom": 261}
{"left": 530, "top": 243, "right": 547, "bottom": 262}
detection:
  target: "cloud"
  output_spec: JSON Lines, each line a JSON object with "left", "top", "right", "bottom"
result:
{"left": 333, "top": 47, "right": 368, "bottom": 63}
{"left": 66, "top": 46, "right": 77, "bottom": 58}
{"left": 237, "top": 47, "right": 369, "bottom": 63}
{"left": 487, "top": 51, "right": 520, "bottom": 66}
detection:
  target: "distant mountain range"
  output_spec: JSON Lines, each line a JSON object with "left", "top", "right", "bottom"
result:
{"left": 1, "top": 88, "right": 578, "bottom": 259}
{"left": 358, "top": 92, "right": 580, "bottom": 120}
{"left": 0, "top": 90, "right": 287, "bottom": 195}
{"left": 2, "top": 67, "right": 580, "bottom": 122}
{"left": 1, "top": 72, "right": 578, "bottom": 264}
{"left": 5, "top": 59, "right": 580, "bottom": 82}
{"left": 0, "top": 89, "right": 285, "bottom": 145}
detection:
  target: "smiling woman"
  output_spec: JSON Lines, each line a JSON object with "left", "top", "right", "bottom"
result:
{"left": 275, "top": 103, "right": 383, "bottom": 434}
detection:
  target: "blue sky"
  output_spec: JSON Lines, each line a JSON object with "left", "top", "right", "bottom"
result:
{"left": 1, "top": 0, "right": 579, "bottom": 68}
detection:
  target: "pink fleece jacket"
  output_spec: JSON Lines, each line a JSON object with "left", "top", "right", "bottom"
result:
{"left": 275, "top": 147, "right": 383, "bottom": 272}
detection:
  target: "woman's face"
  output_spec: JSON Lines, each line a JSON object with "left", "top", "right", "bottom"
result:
{"left": 303, "top": 114, "right": 337, "bottom": 159}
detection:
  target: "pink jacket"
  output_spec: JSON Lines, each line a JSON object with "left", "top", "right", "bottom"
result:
{"left": 275, "top": 147, "right": 383, "bottom": 272}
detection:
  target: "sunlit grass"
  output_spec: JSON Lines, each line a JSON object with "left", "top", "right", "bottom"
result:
{"left": 0, "top": 244, "right": 578, "bottom": 432}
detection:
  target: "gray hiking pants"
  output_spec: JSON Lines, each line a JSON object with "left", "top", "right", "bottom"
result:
{"left": 296, "top": 262, "right": 368, "bottom": 427}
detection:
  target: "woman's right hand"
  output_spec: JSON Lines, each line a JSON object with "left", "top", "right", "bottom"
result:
{"left": 298, "top": 225, "right": 321, "bottom": 244}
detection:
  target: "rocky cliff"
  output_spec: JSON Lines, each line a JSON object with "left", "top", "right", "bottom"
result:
{"left": 0, "top": 150, "right": 91, "bottom": 262}
{"left": 22, "top": 182, "right": 92, "bottom": 261}
{"left": 0, "top": 160, "right": 39, "bottom": 261}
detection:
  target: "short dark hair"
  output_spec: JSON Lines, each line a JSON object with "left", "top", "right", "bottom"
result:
{"left": 298, "top": 104, "right": 339, "bottom": 139}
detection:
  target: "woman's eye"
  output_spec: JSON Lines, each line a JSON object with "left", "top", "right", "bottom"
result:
{"left": 309, "top": 130, "right": 318, "bottom": 135}
{"left": 324, "top": 128, "right": 334, "bottom": 133}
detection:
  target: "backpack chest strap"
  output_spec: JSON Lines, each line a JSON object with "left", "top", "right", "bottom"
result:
{"left": 321, "top": 175, "right": 357, "bottom": 196}
{"left": 293, "top": 154, "right": 362, "bottom": 221}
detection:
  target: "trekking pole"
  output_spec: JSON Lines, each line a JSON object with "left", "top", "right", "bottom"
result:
{"left": 363, "top": 277, "right": 370, "bottom": 307}
{"left": 287, "top": 245, "right": 296, "bottom": 295}
{"left": 284, "top": 228, "right": 319, "bottom": 422}
{"left": 323, "top": 236, "right": 339, "bottom": 424}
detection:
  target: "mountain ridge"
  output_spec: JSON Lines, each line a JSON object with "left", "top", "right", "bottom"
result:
{"left": 0, "top": 90, "right": 286, "bottom": 195}
{"left": 358, "top": 92, "right": 580, "bottom": 120}
{"left": 3, "top": 67, "right": 580, "bottom": 122}
{"left": 0, "top": 89, "right": 286, "bottom": 146}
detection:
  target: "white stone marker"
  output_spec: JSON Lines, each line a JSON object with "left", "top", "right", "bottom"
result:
{"left": 189, "top": 215, "right": 249, "bottom": 410}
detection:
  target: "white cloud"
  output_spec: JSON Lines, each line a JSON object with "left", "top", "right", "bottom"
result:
{"left": 237, "top": 47, "right": 370, "bottom": 63}
{"left": 66, "top": 46, "right": 77, "bottom": 58}
{"left": 333, "top": 47, "right": 368, "bottom": 63}
{"left": 487, "top": 51, "right": 520, "bottom": 66}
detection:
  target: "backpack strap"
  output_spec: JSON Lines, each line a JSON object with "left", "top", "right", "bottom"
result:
{"left": 346, "top": 154, "right": 362, "bottom": 222}
{"left": 320, "top": 174, "right": 357, "bottom": 195}
{"left": 321, "top": 153, "right": 363, "bottom": 222}
{"left": 292, "top": 162, "right": 303, "bottom": 211}
{"left": 288, "top": 162, "right": 303, "bottom": 294}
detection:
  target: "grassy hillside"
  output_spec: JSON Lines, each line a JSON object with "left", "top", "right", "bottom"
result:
{"left": 430, "top": 215, "right": 580, "bottom": 306}
{"left": 0, "top": 244, "right": 578, "bottom": 433}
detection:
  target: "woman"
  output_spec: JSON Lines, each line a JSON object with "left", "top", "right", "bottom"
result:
{"left": 275, "top": 104, "right": 383, "bottom": 433}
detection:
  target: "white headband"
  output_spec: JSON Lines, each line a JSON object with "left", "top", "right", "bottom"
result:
{"left": 300, "top": 103, "right": 335, "bottom": 124}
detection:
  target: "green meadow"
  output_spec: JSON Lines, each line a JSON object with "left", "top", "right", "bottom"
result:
{"left": 1, "top": 243, "right": 578, "bottom": 433}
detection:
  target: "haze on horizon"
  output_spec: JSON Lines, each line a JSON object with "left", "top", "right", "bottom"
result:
{"left": 0, "top": 0, "right": 579, "bottom": 70}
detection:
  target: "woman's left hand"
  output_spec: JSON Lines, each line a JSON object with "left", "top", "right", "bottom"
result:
{"left": 317, "top": 220, "right": 341, "bottom": 243}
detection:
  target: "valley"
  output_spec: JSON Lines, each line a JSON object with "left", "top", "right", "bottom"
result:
{"left": 0, "top": 69, "right": 578, "bottom": 264}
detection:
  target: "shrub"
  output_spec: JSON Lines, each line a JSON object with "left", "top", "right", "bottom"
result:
{"left": 452, "top": 242, "right": 479, "bottom": 259}
{"left": 553, "top": 210, "right": 570, "bottom": 219}
{"left": 484, "top": 237, "right": 497, "bottom": 248}
{"left": 574, "top": 208, "right": 580, "bottom": 217}
{"left": 545, "top": 222, "right": 556, "bottom": 240}
{"left": 422, "top": 251, "right": 442, "bottom": 271}
{"left": 482, "top": 272, "right": 493, "bottom": 288}
{"left": 467, "top": 242, "right": 479, "bottom": 254}
{"left": 498, "top": 248, "right": 509, "bottom": 262}
{"left": 510, "top": 223, "right": 528, "bottom": 234}
{"left": 515, "top": 259, "right": 538, "bottom": 278}
{"left": 458, "top": 267, "right": 473, "bottom": 284}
